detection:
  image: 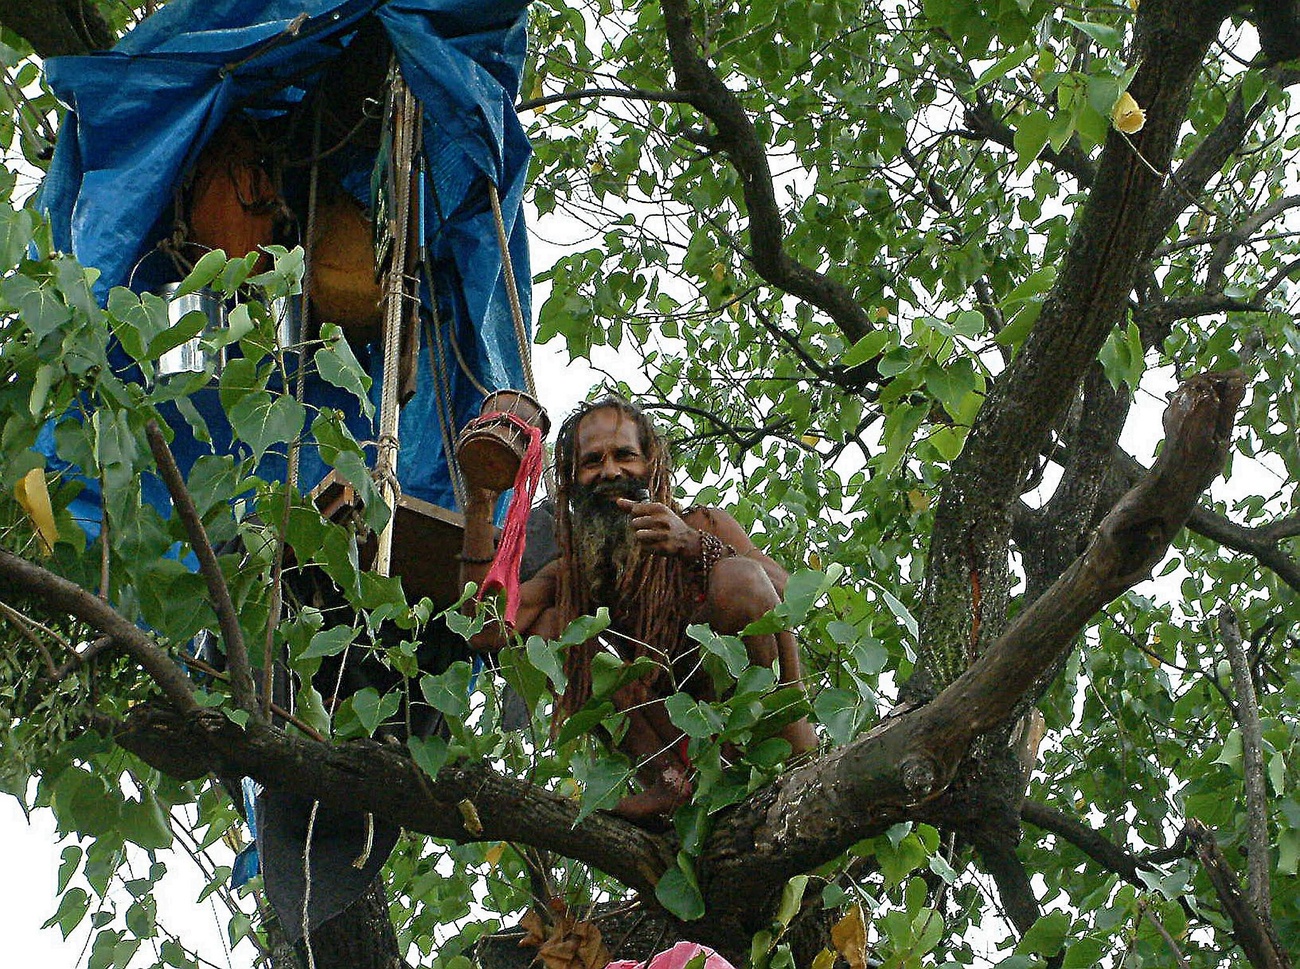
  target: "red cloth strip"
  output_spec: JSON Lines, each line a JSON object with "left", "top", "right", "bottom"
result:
{"left": 475, "top": 411, "right": 544, "bottom": 627}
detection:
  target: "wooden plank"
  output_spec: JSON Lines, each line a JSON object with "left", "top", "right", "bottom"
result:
{"left": 310, "top": 470, "right": 469, "bottom": 608}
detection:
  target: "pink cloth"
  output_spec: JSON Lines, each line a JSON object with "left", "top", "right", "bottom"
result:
{"left": 604, "top": 942, "right": 736, "bottom": 969}
{"left": 476, "top": 411, "right": 544, "bottom": 626}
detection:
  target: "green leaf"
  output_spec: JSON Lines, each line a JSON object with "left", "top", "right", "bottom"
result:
{"left": 665, "top": 691, "right": 722, "bottom": 739}
{"left": 1016, "top": 910, "right": 1071, "bottom": 956}
{"left": 655, "top": 852, "right": 705, "bottom": 920}
{"left": 1013, "top": 109, "right": 1051, "bottom": 174}
{"left": 841, "top": 330, "right": 890, "bottom": 367}
{"left": 687, "top": 623, "right": 748, "bottom": 677}
{"left": 299, "top": 625, "right": 358, "bottom": 660}
{"left": 525, "top": 634, "right": 568, "bottom": 693}
{"left": 43, "top": 887, "right": 90, "bottom": 939}
{"left": 1064, "top": 17, "right": 1123, "bottom": 50}
{"left": 228, "top": 390, "right": 305, "bottom": 462}
{"left": 775, "top": 874, "right": 808, "bottom": 928}
{"left": 420, "top": 662, "right": 473, "bottom": 722}
{"left": 173, "top": 248, "right": 227, "bottom": 299}
{"left": 314, "top": 325, "right": 374, "bottom": 417}
{"left": 813, "top": 688, "right": 864, "bottom": 745}
{"left": 351, "top": 687, "right": 400, "bottom": 736}
{"left": 408, "top": 734, "right": 449, "bottom": 780}
{"left": 572, "top": 746, "right": 631, "bottom": 820}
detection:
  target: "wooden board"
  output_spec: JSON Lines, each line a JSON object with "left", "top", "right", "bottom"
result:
{"left": 311, "top": 470, "right": 470, "bottom": 608}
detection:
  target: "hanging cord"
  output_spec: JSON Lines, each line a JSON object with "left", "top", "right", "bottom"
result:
{"left": 300, "top": 799, "right": 319, "bottom": 969}
{"left": 487, "top": 181, "right": 555, "bottom": 497}
{"left": 423, "top": 313, "right": 469, "bottom": 510}
{"left": 373, "top": 73, "right": 419, "bottom": 576}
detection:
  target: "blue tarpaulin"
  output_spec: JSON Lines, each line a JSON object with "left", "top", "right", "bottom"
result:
{"left": 38, "top": 0, "right": 533, "bottom": 514}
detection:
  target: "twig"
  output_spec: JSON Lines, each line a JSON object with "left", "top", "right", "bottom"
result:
{"left": 1137, "top": 900, "right": 1191, "bottom": 969}
{"left": 1217, "top": 605, "right": 1272, "bottom": 920}
{"left": 145, "top": 421, "right": 259, "bottom": 717}
{"left": 0, "top": 598, "right": 59, "bottom": 677}
{"left": 516, "top": 86, "right": 696, "bottom": 112}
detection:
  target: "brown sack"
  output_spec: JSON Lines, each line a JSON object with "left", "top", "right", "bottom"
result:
{"left": 309, "top": 193, "right": 383, "bottom": 336}
{"left": 187, "top": 121, "right": 280, "bottom": 266}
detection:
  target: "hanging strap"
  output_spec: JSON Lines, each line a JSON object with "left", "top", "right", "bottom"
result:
{"left": 475, "top": 412, "right": 544, "bottom": 626}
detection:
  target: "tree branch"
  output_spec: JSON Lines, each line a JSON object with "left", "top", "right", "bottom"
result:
{"left": 0, "top": 548, "right": 198, "bottom": 711}
{"left": 517, "top": 86, "right": 696, "bottom": 113}
{"left": 1021, "top": 800, "right": 1190, "bottom": 888}
{"left": 659, "top": 0, "right": 877, "bottom": 348}
{"left": 0, "top": 0, "right": 114, "bottom": 57}
{"left": 145, "top": 420, "right": 259, "bottom": 717}
{"left": 109, "top": 707, "right": 674, "bottom": 901}
{"left": 1217, "top": 605, "right": 1273, "bottom": 920}
{"left": 1187, "top": 820, "right": 1292, "bottom": 969}
{"left": 1108, "top": 448, "right": 1300, "bottom": 594}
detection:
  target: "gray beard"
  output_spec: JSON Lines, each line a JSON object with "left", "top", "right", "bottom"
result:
{"left": 569, "top": 480, "right": 645, "bottom": 611}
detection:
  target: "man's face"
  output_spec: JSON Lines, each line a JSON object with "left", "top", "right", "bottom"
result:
{"left": 573, "top": 408, "right": 649, "bottom": 490}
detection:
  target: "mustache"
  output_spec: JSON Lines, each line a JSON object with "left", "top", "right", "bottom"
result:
{"left": 576, "top": 477, "right": 650, "bottom": 504}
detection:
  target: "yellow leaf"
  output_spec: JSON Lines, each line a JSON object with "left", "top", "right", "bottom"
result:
{"left": 457, "top": 799, "right": 483, "bottom": 836}
{"left": 812, "top": 948, "right": 837, "bottom": 969}
{"left": 15, "top": 466, "right": 58, "bottom": 555}
{"left": 1111, "top": 92, "right": 1145, "bottom": 134}
{"left": 712, "top": 262, "right": 726, "bottom": 282}
{"left": 907, "top": 489, "right": 931, "bottom": 513}
{"left": 802, "top": 434, "right": 821, "bottom": 447}
{"left": 832, "top": 904, "right": 869, "bottom": 969}
{"left": 531, "top": 76, "right": 545, "bottom": 114}
{"left": 873, "top": 306, "right": 890, "bottom": 322}
{"left": 808, "top": 552, "right": 822, "bottom": 571}
{"left": 484, "top": 843, "right": 506, "bottom": 869}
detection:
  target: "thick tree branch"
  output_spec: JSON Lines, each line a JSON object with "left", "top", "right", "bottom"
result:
{"left": 1187, "top": 820, "right": 1292, "bottom": 969}
{"left": 699, "top": 371, "right": 1244, "bottom": 936}
{"left": 909, "top": 0, "right": 1236, "bottom": 707}
{"left": 110, "top": 707, "right": 673, "bottom": 900}
{"left": 1148, "top": 66, "right": 1300, "bottom": 250}
{"left": 1218, "top": 605, "right": 1273, "bottom": 920}
{"left": 0, "top": 548, "right": 198, "bottom": 711}
{"left": 659, "top": 0, "right": 876, "bottom": 347}
{"left": 1108, "top": 448, "right": 1300, "bottom": 594}
{"left": 146, "top": 421, "right": 260, "bottom": 717}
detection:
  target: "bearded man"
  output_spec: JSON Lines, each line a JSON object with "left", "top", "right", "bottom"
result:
{"left": 460, "top": 396, "right": 816, "bottom": 821}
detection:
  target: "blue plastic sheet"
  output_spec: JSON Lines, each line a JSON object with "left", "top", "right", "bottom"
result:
{"left": 38, "top": 0, "right": 533, "bottom": 513}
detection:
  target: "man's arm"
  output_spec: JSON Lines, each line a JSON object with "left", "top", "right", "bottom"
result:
{"left": 459, "top": 487, "right": 558, "bottom": 650}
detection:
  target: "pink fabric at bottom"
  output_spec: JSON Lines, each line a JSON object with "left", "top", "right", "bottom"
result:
{"left": 604, "top": 941, "right": 736, "bottom": 969}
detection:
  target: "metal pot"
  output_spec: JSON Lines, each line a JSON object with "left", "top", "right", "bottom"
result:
{"left": 155, "top": 283, "right": 227, "bottom": 378}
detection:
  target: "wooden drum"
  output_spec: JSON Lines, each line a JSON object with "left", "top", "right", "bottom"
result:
{"left": 455, "top": 390, "right": 550, "bottom": 492}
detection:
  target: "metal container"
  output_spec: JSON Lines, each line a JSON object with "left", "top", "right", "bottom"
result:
{"left": 155, "top": 283, "right": 227, "bottom": 378}
{"left": 268, "top": 293, "right": 303, "bottom": 356}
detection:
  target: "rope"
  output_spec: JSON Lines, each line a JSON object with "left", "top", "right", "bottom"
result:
{"left": 373, "top": 73, "right": 418, "bottom": 577}
{"left": 488, "top": 181, "right": 555, "bottom": 498}
{"left": 487, "top": 181, "right": 536, "bottom": 397}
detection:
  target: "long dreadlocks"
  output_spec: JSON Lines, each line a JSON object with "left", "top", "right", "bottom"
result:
{"left": 552, "top": 396, "right": 695, "bottom": 721}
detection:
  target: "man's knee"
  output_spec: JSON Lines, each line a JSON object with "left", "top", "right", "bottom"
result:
{"left": 704, "top": 556, "right": 779, "bottom": 634}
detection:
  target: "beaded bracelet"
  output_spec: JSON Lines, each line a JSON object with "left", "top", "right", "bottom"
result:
{"left": 695, "top": 529, "right": 736, "bottom": 581}
{"left": 456, "top": 552, "right": 496, "bottom": 564}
